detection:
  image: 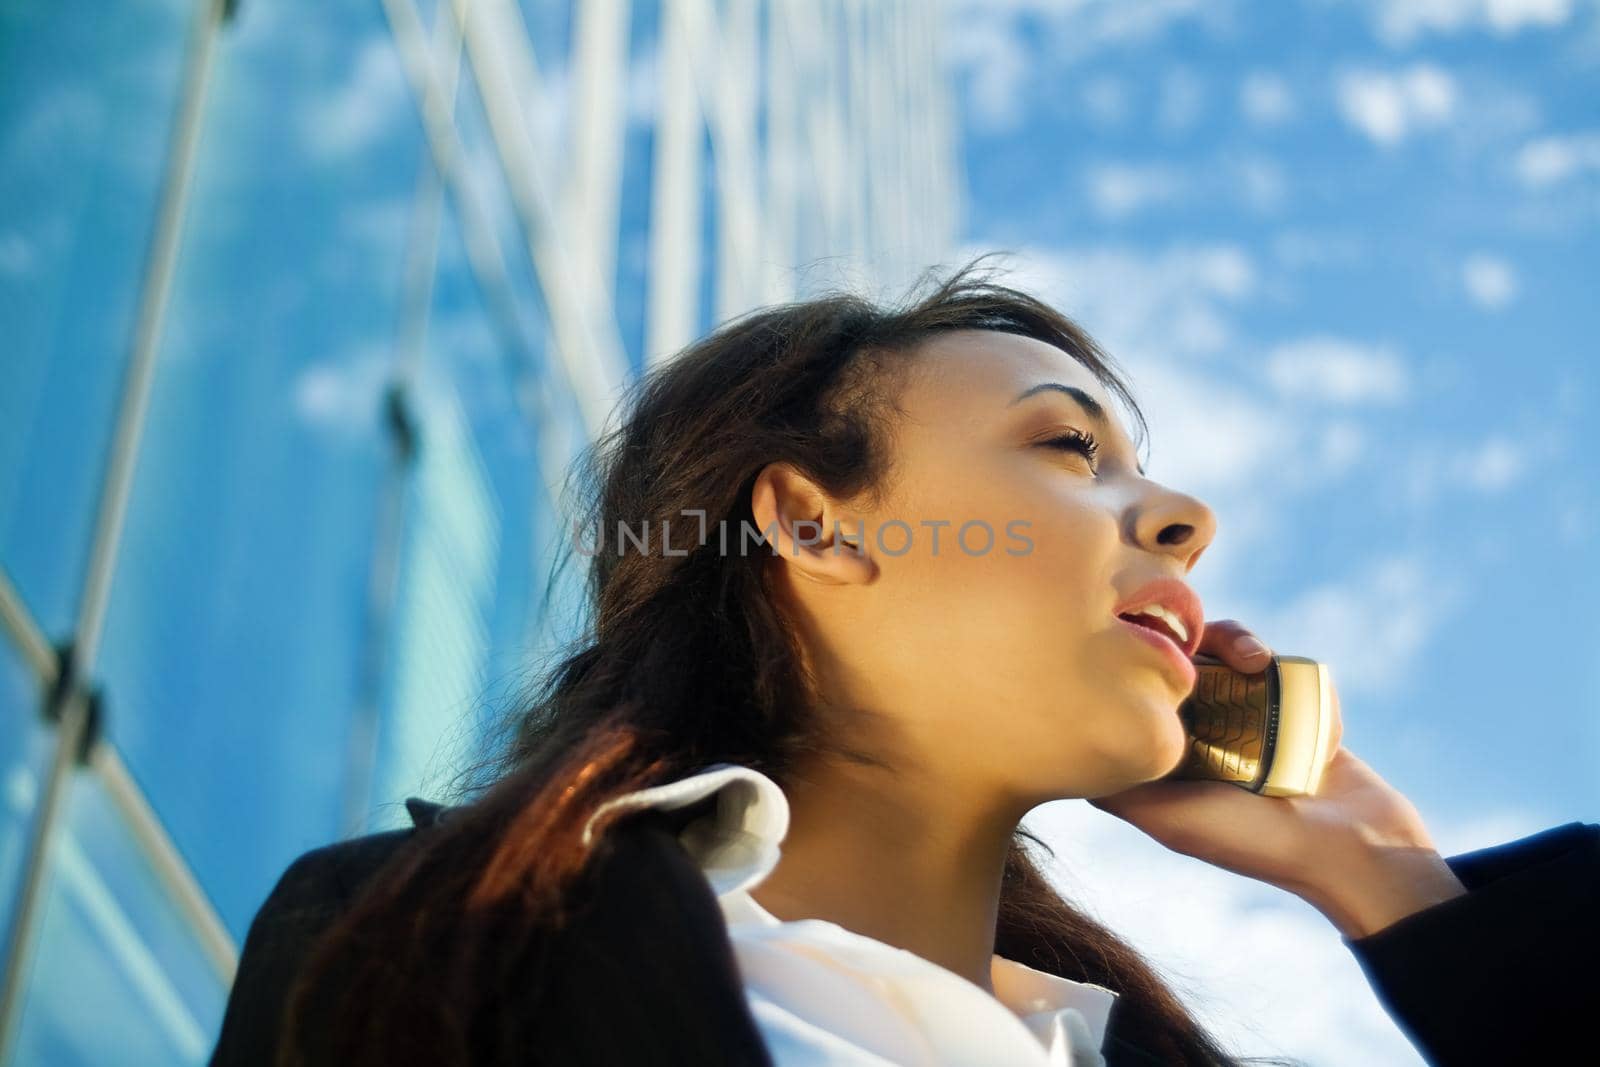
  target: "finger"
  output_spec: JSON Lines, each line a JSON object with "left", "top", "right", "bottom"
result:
{"left": 1328, "top": 684, "right": 1343, "bottom": 753}
{"left": 1196, "top": 618, "right": 1273, "bottom": 671}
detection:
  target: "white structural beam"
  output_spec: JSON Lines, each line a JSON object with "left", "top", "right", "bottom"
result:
{"left": 645, "top": 0, "right": 704, "bottom": 366}
{"left": 381, "top": 0, "right": 578, "bottom": 508}
{"left": 0, "top": 567, "right": 57, "bottom": 689}
{"left": 453, "top": 0, "right": 631, "bottom": 439}
{"left": 682, "top": 0, "right": 763, "bottom": 325}
{"left": 760, "top": 0, "right": 799, "bottom": 304}
{"left": 0, "top": 0, "right": 234, "bottom": 1045}
{"left": 567, "top": 0, "right": 631, "bottom": 303}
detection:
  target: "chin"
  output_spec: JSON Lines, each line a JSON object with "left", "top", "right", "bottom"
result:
{"left": 1132, "top": 698, "right": 1192, "bottom": 778}
{"left": 1154, "top": 730, "right": 1192, "bottom": 780}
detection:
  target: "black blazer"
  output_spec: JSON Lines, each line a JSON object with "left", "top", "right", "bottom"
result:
{"left": 209, "top": 800, "right": 1599, "bottom": 1067}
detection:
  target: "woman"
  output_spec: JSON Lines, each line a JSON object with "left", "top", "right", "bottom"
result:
{"left": 212, "top": 262, "right": 1597, "bottom": 1067}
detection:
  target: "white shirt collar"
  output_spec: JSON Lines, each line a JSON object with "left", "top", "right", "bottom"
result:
{"left": 583, "top": 762, "right": 1120, "bottom": 1052}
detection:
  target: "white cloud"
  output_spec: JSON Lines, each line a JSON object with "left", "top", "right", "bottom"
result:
{"left": 1265, "top": 338, "right": 1411, "bottom": 406}
{"left": 1364, "top": 0, "right": 1577, "bottom": 46}
{"left": 949, "top": 0, "right": 1229, "bottom": 55}
{"left": 1239, "top": 71, "right": 1296, "bottom": 126}
{"left": 1429, "top": 806, "right": 1553, "bottom": 856}
{"left": 1082, "top": 155, "right": 1291, "bottom": 220}
{"left": 1397, "top": 431, "right": 1546, "bottom": 509}
{"left": 1459, "top": 437, "right": 1526, "bottom": 491}
{"left": 1084, "top": 162, "right": 1188, "bottom": 220}
{"left": 300, "top": 35, "right": 411, "bottom": 161}
{"left": 1335, "top": 63, "right": 1458, "bottom": 146}
{"left": 1246, "top": 555, "right": 1464, "bottom": 698}
{"left": 967, "top": 244, "right": 1257, "bottom": 364}
{"left": 1021, "top": 799, "right": 1431, "bottom": 1065}
{"left": 1019, "top": 796, "right": 1555, "bottom": 1062}
{"left": 1513, "top": 131, "right": 1600, "bottom": 187}
{"left": 943, "top": 16, "right": 1031, "bottom": 134}
{"left": 1117, "top": 357, "right": 1398, "bottom": 596}
{"left": 1461, "top": 253, "right": 1520, "bottom": 310}
{"left": 1120, "top": 359, "right": 1298, "bottom": 497}
{"left": 292, "top": 347, "right": 391, "bottom": 437}
{"left": 945, "top": 0, "right": 1234, "bottom": 132}
{"left": 1137, "top": 357, "right": 1412, "bottom": 602}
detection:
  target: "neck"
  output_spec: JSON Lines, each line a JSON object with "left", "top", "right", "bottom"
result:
{"left": 747, "top": 757, "right": 1025, "bottom": 996}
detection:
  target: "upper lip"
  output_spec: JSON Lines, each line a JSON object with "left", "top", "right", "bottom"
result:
{"left": 1114, "top": 577, "right": 1205, "bottom": 659}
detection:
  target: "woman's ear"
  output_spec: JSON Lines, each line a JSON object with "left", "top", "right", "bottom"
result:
{"left": 750, "top": 462, "right": 877, "bottom": 586}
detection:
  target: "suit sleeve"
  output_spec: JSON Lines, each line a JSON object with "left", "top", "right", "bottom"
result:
{"left": 208, "top": 831, "right": 413, "bottom": 1067}
{"left": 1341, "top": 820, "right": 1600, "bottom": 1066}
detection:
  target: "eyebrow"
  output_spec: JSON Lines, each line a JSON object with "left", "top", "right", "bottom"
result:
{"left": 1009, "top": 382, "right": 1146, "bottom": 477}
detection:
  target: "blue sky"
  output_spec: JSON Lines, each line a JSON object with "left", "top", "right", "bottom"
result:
{"left": 945, "top": 1, "right": 1598, "bottom": 1060}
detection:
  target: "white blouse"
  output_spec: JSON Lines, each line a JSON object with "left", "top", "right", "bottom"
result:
{"left": 582, "top": 764, "right": 1119, "bottom": 1067}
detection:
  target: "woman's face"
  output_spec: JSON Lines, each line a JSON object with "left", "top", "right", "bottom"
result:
{"left": 763, "top": 328, "right": 1218, "bottom": 805}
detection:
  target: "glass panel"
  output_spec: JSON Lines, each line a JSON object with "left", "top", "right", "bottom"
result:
{"left": 360, "top": 199, "right": 580, "bottom": 829}
{"left": 0, "top": 641, "right": 55, "bottom": 948}
{"left": 94, "top": 1, "right": 427, "bottom": 940}
{"left": 0, "top": 0, "right": 191, "bottom": 636}
{"left": 700, "top": 122, "right": 720, "bottom": 335}
{"left": 451, "top": 40, "right": 554, "bottom": 373}
{"left": 8, "top": 768, "right": 227, "bottom": 1067}
{"left": 753, "top": 0, "right": 769, "bottom": 162}
{"left": 516, "top": 0, "right": 576, "bottom": 86}
{"left": 519, "top": 0, "right": 574, "bottom": 189}
{"left": 615, "top": 0, "right": 660, "bottom": 373}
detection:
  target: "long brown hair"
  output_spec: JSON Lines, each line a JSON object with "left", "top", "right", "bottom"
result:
{"left": 279, "top": 258, "right": 1300, "bottom": 1065}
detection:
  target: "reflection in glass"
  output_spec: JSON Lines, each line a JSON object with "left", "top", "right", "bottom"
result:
{"left": 9, "top": 767, "right": 226, "bottom": 1066}
{"left": 358, "top": 199, "right": 581, "bottom": 830}
{"left": 0, "top": 0, "right": 190, "bottom": 636}
{"left": 0, "top": 642, "right": 54, "bottom": 954}
{"left": 93, "top": 0, "right": 427, "bottom": 938}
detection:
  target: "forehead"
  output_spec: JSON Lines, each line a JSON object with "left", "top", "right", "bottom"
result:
{"left": 902, "top": 329, "right": 1122, "bottom": 427}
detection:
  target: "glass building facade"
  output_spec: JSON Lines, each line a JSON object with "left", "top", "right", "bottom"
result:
{"left": 0, "top": 0, "right": 958, "bottom": 1061}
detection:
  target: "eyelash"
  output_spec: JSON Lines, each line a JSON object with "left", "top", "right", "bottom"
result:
{"left": 1039, "top": 428, "right": 1101, "bottom": 469}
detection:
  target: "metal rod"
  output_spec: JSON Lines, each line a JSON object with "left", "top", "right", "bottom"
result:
{"left": 0, "top": 571, "right": 56, "bottom": 691}
{"left": 0, "top": 690, "right": 91, "bottom": 1060}
{"left": 89, "top": 746, "right": 237, "bottom": 982}
{"left": 0, "top": 0, "right": 229, "bottom": 1055}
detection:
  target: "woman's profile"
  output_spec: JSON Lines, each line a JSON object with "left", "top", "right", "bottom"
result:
{"left": 209, "top": 261, "right": 1598, "bottom": 1067}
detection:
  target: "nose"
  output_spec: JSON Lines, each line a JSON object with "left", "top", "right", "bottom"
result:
{"left": 1129, "top": 484, "right": 1217, "bottom": 573}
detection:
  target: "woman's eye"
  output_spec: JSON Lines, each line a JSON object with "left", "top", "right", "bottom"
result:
{"left": 1038, "top": 429, "right": 1101, "bottom": 471}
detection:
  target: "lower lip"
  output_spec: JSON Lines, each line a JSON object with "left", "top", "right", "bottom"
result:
{"left": 1115, "top": 616, "right": 1198, "bottom": 689}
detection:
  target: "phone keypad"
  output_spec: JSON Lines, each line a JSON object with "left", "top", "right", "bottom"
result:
{"left": 1176, "top": 664, "right": 1272, "bottom": 786}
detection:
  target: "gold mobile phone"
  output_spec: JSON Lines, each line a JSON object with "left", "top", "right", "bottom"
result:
{"left": 1164, "top": 653, "right": 1338, "bottom": 797}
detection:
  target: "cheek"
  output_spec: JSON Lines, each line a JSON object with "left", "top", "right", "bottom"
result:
{"left": 879, "top": 453, "right": 1111, "bottom": 600}
{"left": 874, "top": 494, "right": 1117, "bottom": 678}
{"left": 994, "top": 501, "right": 1117, "bottom": 621}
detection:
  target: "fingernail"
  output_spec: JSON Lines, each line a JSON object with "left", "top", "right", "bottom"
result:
{"left": 1233, "top": 635, "right": 1271, "bottom": 659}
